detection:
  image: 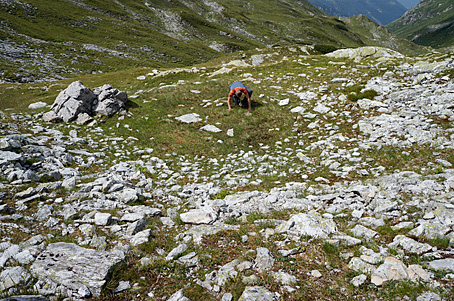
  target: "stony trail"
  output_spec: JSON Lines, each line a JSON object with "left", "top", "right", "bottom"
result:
{"left": 1, "top": 47, "right": 454, "bottom": 300}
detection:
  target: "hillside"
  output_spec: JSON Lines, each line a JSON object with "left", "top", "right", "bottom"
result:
{"left": 1, "top": 45, "right": 454, "bottom": 300}
{"left": 307, "top": 0, "right": 407, "bottom": 25}
{"left": 387, "top": 0, "right": 454, "bottom": 48}
{"left": 397, "top": 0, "right": 420, "bottom": 9}
{"left": 0, "top": 0, "right": 426, "bottom": 83}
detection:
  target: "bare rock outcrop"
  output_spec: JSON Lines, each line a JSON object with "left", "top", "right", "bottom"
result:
{"left": 43, "top": 81, "right": 128, "bottom": 124}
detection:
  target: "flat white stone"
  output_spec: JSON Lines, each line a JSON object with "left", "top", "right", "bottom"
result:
{"left": 175, "top": 113, "right": 202, "bottom": 123}
{"left": 200, "top": 125, "right": 222, "bottom": 133}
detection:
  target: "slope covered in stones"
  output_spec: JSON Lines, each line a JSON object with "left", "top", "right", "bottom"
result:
{"left": 1, "top": 46, "right": 454, "bottom": 300}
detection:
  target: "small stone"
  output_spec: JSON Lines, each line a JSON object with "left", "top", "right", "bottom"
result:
{"left": 94, "top": 212, "right": 112, "bottom": 226}
{"left": 130, "top": 229, "right": 153, "bottom": 247}
{"left": 168, "top": 289, "right": 191, "bottom": 301}
{"left": 311, "top": 270, "right": 322, "bottom": 278}
{"left": 166, "top": 244, "right": 188, "bottom": 261}
{"left": 350, "top": 274, "right": 367, "bottom": 287}
{"left": 114, "top": 281, "right": 131, "bottom": 294}
{"left": 254, "top": 247, "right": 274, "bottom": 273}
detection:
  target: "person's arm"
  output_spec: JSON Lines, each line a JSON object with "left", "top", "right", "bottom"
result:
{"left": 246, "top": 93, "right": 251, "bottom": 110}
{"left": 227, "top": 95, "right": 232, "bottom": 110}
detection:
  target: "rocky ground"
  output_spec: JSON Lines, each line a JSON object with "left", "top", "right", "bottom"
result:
{"left": 1, "top": 46, "right": 454, "bottom": 300}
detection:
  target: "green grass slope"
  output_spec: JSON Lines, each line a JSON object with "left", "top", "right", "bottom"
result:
{"left": 387, "top": 0, "right": 454, "bottom": 48}
{"left": 341, "top": 15, "right": 429, "bottom": 56}
{"left": 1, "top": 0, "right": 426, "bottom": 83}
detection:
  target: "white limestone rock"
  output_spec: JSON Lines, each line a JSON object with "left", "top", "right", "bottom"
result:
{"left": 277, "top": 211, "right": 337, "bottom": 239}
{"left": 180, "top": 208, "right": 218, "bottom": 225}
{"left": 254, "top": 247, "right": 275, "bottom": 273}
{"left": 175, "top": 113, "right": 202, "bottom": 123}
{"left": 30, "top": 242, "right": 123, "bottom": 297}
{"left": 238, "top": 286, "right": 277, "bottom": 301}
{"left": 371, "top": 257, "right": 409, "bottom": 286}
{"left": 130, "top": 229, "right": 153, "bottom": 247}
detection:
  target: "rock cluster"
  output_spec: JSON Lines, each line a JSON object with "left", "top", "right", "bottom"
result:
{"left": 43, "top": 81, "right": 128, "bottom": 124}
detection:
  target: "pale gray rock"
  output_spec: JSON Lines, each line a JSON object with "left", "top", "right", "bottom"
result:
{"left": 388, "top": 235, "right": 432, "bottom": 255}
{"left": 310, "top": 270, "right": 322, "bottom": 278}
{"left": 49, "top": 81, "right": 96, "bottom": 122}
{"left": 371, "top": 257, "right": 409, "bottom": 286}
{"left": 168, "top": 289, "right": 191, "bottom": 301}
{"left": 242, "top": 275, "right": 260, "bottom": 285}
{"left": 177, "top": 252, "right": 198, "bottom": 268}
{"left": 28, "top": 101, "right": 48, "bottom": 109}
{"left": 92, "top": 84, "right": 128, "bottom": 116}
{"left": 166, "top": 243, "right": 188, "bottom": 261}
{"left": 326, "top": 47, "right": 404, "bottom": 60}
{"left": 121, "top": 212, "right": 146, "bottom": 222}
{"left": 254, "top": 247, "right": 274, "bottom": 273}
{"left": 130, "top": 229, "right": 153, "bottom": 247}
{"left": 16, "top": 187, "right": 37, "bottom": 199}
{"left": 77, "top": 284, "right": 92, "bottom": 298}
{"left": 331, "top": 234, "right": 362, "bottom": 246}
{"left": 13, "top": 249, "right": 35, "bottom": 265}
{"left": 0, "top": 151, "right": 22, "bottom": 164}
{"left": 222, "top": 293, "right": 233, "bottom": 301}
{"left": 34, "top": 205, "right": 53, "bottom": 221}
{"left": 428, "top": 258, "right": 454, "bottom": 272}
{"left": 391, "top": 221, "right": 414, "bottom": 230}
{"left": 0, "top": 295, "right": 48, "bottom": 301}
{"left": 350, "top": 274, "right": 367, "bottom": 287}
{"left": 113, "top": 281, "right": 131, "bottom": 294}
{"left": 271, "top": 271, "right": 297, "bottom": 284}
{"left": 0, "top": 244, "right": 21, "bottom": 267}
{"left": 416, "top": 292, "right": 441, "bottom": 301}
{"left": 30, "top": 242, "right": 123, "bottom": 297}
{"left": 126, "top": 218, "right": 148, "bottom": 236}
{"left": 175, "top": 113, "right": 201, "bottom": 124}
{"left": 94, "top": 212, "right": 112, "bottom": 226}
{"left": 358, "top": 217, "right": 385, "bottom": 228}
{"left": 408, "top": 222, "right": 451, "bottom": 240}
{"left": 357, "top": 99, "right": 386, "bottom": 110}
{"left": 115, "top": 188, "right": 140, "bottom": 203}
{"left": 238, "top": 286, "right": 277, "bottom": 301}
{"left": 90, "top": 236, "right": 108, "bottom": 250}
{"left": 350, "top": 225, "right": 378, "bottom": 240}
{"left": 75, "top": 112, "right": 93, "bottom": 125}
{"left": 348, "top": 257, "right": 376, "bottom": 275}
{"left": 180, "top": 208, "right": 217, "bottom": 225}
{"left": 277, "top": 212, "right": 337, "bottom": 239}
{"left": 200, "top": 125, "right": 222, "bottom": 133}
{"left": 42, "top": 110, "right": 61, "bottom": 122}
{"left": 407, "top": 264, "right": 432, "bottom": 282}
{"left": 215, "top": 259, "right": 239, "bottom": 286}
{"left": 0, "top": 266, "right": 31, "bottom": 292}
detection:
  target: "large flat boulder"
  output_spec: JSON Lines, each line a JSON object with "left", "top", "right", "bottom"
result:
{"left": 30, "top": 242, "right": 123, "bottom": 297}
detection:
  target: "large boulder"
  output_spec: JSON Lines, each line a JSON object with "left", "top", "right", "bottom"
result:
{"left": 30, "top": 242, "right": 123, "bottom": 297}
{"left": 92, "top": 84, "right": 128, "bottom": 116}
{"left": 325, "top": 47, "right": 404, "bottom": 60}
{"left": 49, "top": 81, "right": 96, "bottom": 122}
{"left": 43, "top": 81, "right": 128, "bottom": 123}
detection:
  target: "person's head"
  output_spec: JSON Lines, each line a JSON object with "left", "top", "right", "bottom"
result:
{"left": 235, "top": 90, "right": 243, "bottom": 97}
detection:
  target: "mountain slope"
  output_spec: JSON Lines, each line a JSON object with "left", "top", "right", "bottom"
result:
{"left": 0, "top": 0, "right": 425, "bottom": 83}
{"left": 307, "top": 0, "right": 407, "bottom": 25}
{"left": 397, "top": 0, "right": 420, "bottom": 9}
{"left": 387, "top": 0, "right": 454, "bottom": 48}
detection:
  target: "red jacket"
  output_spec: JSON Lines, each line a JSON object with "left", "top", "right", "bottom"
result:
{"left": 228, "top": 87, "right": 249, "bottom": 98}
